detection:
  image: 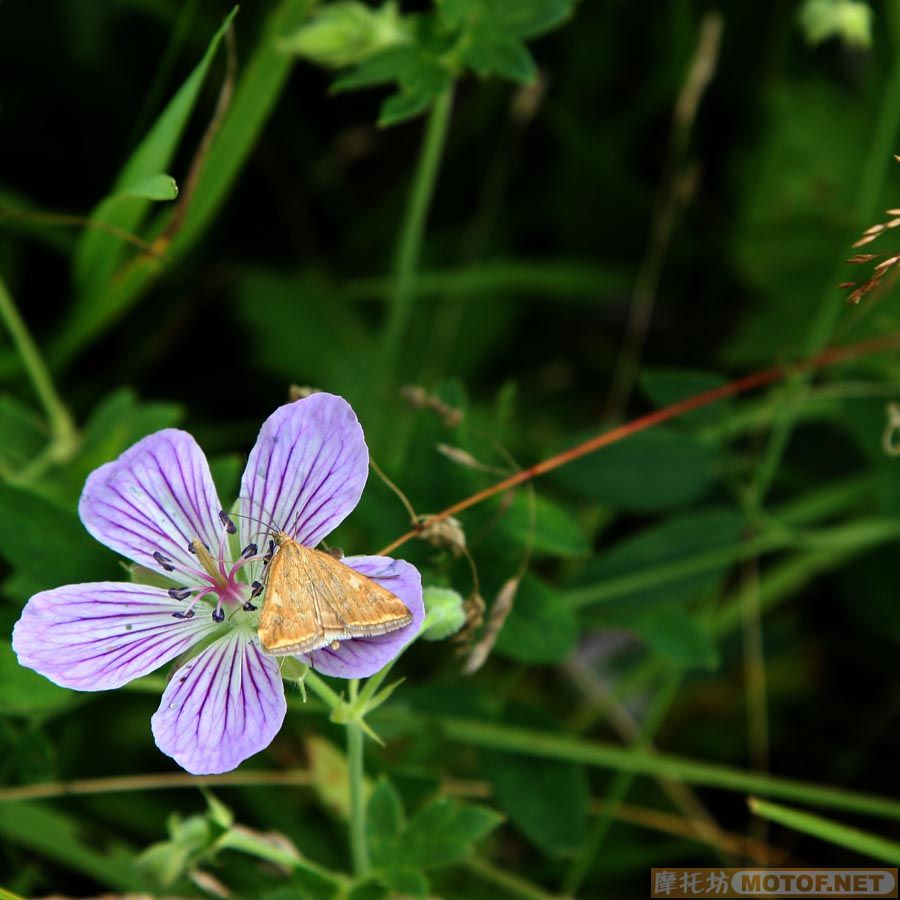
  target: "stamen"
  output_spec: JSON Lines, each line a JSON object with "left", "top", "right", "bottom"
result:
{"left": 242, "top": 601, "right": 257, "bottom": 611}
{"left": 250, "top": 580, "right": 264, "bottom": 599}
{"left": 168, "top": 587, "right": 192, "bottom": 601}
{"left": 190, "top": 538, "right": 222, "bottom": 582}
{"left": 218, "top": 510, "right": 237, "bottom": 534}
{"left": 153, "top": 551, "right": 175, "bottom": 572}
{"left": 212, "top": 608, "right": 225, "bottom": 623}
{"left": 172, "top": 610, "right": 195, "bottom": 619}
{"left": 241, "top": 543, "right": 258, "bottom": 559}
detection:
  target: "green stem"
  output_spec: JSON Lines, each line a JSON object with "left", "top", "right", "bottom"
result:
{"left": 563, "top": 673, "right": 683, "bottom": 894}
{"left": 435, "top": 716, "right": 900, "bottom": 821}
{"left": 347, "top": 679, "right": 370, "bottom": 877}
{"left": 750, "top": 797, "right": 900, "bottom": 864}
{"left": 463, "top": 855, "right": 557, "bottom": 900}
{"left": 303, "top": 670, "right": 343, "bottom": 710}
{"left": 0, "top": 275, "right": 77, "bottom": 454}
{"left": 380, "top": 89, "right": 454, "bottom": 377}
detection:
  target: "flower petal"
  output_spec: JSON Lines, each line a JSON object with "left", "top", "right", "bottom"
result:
{"left": 12, "top": 582, "right": 220, "bottom": 691}
{"left": 303, "top": 555, "right": 424, "bottom": 678}
{"left": 79, "top": 429, "right": 224, "bottom": 580}
{"left": 151, "top": 630, "right": 286, "bottom": 775}
{"left": 239, "top": 394, "right": 368, "bottom": 554}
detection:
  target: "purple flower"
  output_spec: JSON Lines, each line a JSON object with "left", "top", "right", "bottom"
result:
{"left": 12, "top": 394, "right": 424, "bottom": 774}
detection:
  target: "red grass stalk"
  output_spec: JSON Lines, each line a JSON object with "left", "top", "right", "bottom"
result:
{"left": 378, "top": 331, "right": 900, "bottom": 557}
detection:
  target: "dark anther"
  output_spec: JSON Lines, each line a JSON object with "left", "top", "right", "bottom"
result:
{"left": 240, "top": 543, "right": 258, "bottom": 559}
{"left": 187, "top": 541, "right": 210, "bottom": 554}
{"left": 168, "top": 587, "right": 192, "bottom": 600}
{"left": 250, "top": 580, "right": 264, "bottom": 599}
{"left": 242, "top": 601, "right": 257, "bottom": 612}
{"left": 153, "top": 551, "right": 175, "bottom": 572}
{"left": 268, "top": 539, "right": 275, "bottom": 555}
{"left": 172, "top": 610, "right": 195, "bottom": 619}
{"left": 219, "top": 510, "right": 237, "bottom": 534}
{"left": 212, "top": 608, "right": 225, "bottom": 623}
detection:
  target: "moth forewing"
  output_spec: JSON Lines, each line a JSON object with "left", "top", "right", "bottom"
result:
{"left": 258, "top": 535, "right": 413, "bottom": 657}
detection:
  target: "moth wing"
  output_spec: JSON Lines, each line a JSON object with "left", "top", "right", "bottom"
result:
{"left": 258, "top": 541, "right": 412, "bottom": 657}
{"left": 258, "top": 543, "right": 323, "bottom": 655}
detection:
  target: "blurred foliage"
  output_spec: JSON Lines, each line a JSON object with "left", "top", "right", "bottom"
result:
{"left": 3, "top": 0, "right": 900, "bottom": 896}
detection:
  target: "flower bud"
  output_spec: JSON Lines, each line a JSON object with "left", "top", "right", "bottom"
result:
{"left": 280, "top": 2, "right": 411, "bottom": 69}
{"left": 421, "top": 586, "right": 467, "bottom": 641}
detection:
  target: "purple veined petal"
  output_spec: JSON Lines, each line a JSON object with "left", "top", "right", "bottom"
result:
{"left": 12, "top": 582, "right": 221, "bottom": 691}
{"left": 79, "top": 429, "right": 224, "bottom": 581}
{"left": 302, "top": 555, "right": 424, "bottom": 679}
{"left": 151, "top": 629, "right": 286, "bottom": 775}
{"left": 239, "top": 394, "right": 368, "bottom": 556}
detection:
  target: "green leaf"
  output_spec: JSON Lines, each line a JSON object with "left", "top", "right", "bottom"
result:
{"left": 493, "top": 576, "right": 578, "bottom": 664}
{"left": 0, "top": 484, "right": 116, "bottom": 591}
{"left": 461, "top": 28, "right": 536, "bottom": 83}
{"left": 331, "top": 42, "right": 452, "bottom": 126}
{"left": 630, "top": 606, "right": 720, "bottom": 670}
{"left": 640, "top": 368, "right": 731, "bottom": 428}
{"left": 0, "top": 639, "right": 76, "bottom": 718}
{"left": 565, "top": 507, "right": 745, "bottom": 612}
{"left": 73, "top": 10, "right": 237, "bottom": 299}
{"left": 368, "top": 777, "right": 406, "bottom": 866}
{"left": 56, "top": 0, "right": 312, "bottom": 362}
{"left": 500, "top": 491, "right": 590, "bottom": 557}
{"left": 369, "top": 779, "right": 502, "bottom": 872}
{"left": 553, "top": 427, "right": 718, "bottom": 511}
{"left": 401, "top": 798, "right": 503, "bottom": 868}
{"left": 121, "top": 173, "right": 180, "bottom": 201}
{"left": 484, "top": 750, "right": 588, "bottom": 854}
{"left": 380, "top": 867, "right": 429, "bottom": 897}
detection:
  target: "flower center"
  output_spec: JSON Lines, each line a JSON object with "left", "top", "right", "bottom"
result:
{"left": 154, "top": 510, "right": 274, "bottom": 623}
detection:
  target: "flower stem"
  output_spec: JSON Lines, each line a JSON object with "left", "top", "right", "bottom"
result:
{"left": 0, "top": 274, "right": 77, "bottom": 457}
{"left": 347, "top": 679, "right": 371, "bottom": 877}
{"left": 380, "top": 89, "right": 454, "bottom": 378}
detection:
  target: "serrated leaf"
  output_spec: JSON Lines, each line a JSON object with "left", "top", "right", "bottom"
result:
{"left": 484, "top": 750, "right": 588, "bottom": 854}
{"left": 494, "top": 576, "right": 578, "bottom": 663}
{"left": 368, "top": 778, "right": 405, "bottom": 867}
{"left": 462, "top": 29, "right": 537, "bottom": 83}
{"left": 402, "top": 798, "right": 503, "bottom": 868}
{"left": 380, "top": 867, "right": 429, "bottom": 897}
